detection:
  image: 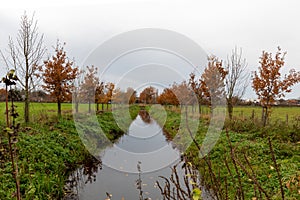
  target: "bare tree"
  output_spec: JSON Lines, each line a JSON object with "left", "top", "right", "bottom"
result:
{"left": 225, "top": 47, "right": 249, "bottom": 120}
{"left": 189, "top": 72, "right": 203, "bottom": 114}
{"left": 1, "top": 12, "right": 46, "bottom": 123}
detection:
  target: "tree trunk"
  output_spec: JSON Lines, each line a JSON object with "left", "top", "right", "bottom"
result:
{"left": 24, "top": 86, "right": 30, "bottom": 123}
{"left": 57, "top": 99, "right": 62, "bottom": 118}
{"left": 198, "top": 102, "right": 201, "bottom": 115}
{"left": 24, "top": 54, "right": 30, "bottom": 123}
{"left": 75, "top": 101, "right": 79, "bottom": 113}
{"left": 210, "top": 105, "right": 213, "bottom": 116}
{"left": 261, "top": 107, "right": 264, "bottom": 122}
{"left": 262, "top": 107, "right": 268, "bottom": 127}
{"left": 251, "top": 109, "right": 255, "bottom": 121}
{"left": 96, "top": 103, "right": 99, "bottom": 112}
{"left": 88, "top": 100, "right": 91, "bottom": 113}
{"left": 227, "top": 100, "right": 233, "bottom": 120}
{"left": 265, "top": 107, "right": 268, "bottom": 126}
{"left": 74, "top": 92, "right": 79, "bottom": 113}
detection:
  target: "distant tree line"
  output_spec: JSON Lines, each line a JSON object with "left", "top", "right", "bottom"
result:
{"left": 1, "top": 13, "right": 300, "bottom": 124}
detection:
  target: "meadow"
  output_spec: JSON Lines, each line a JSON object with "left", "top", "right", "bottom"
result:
{"left": 0, "top": 102, "right": 299, "bottom": 199}
{"left": 0, "top": 102, "right": 137, "bottom": 199}
{"left": 150, "top": 105, "right": 300, "bottom": 199}
{"left": 1, "top": 102, "right": 298, "bottom": 125}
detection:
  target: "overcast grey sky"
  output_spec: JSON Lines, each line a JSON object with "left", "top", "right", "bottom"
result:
{"left": 1, "top": 0, "right": 300, "bottom": 99}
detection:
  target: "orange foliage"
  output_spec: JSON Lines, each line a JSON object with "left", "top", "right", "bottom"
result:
{"left": 157, "top": 88, "right": 179, "bottom": 106}
{"left": 171, "top": 81, "right": 194, "bottom": 105}
{"left": 95, "top": 81, "right": 104, "bottom": 104}
{"left": 252, "top": 47, "right": 300, "bottom": 108}
{"left": 42, "top": 43, "right": 79, "bottom": 105}
{"left": 189, "top": 72, "right": 203, "bottom": 102}
{"left": 200, "top": 56, "right": 227, "bottom": 106}
{"left": 139, "top": 86, "right": 157, "bottom": 104}
{"left": 157, "top": 82, "right": 194, "bottom": 106}
{"left": 80, "top": 65, "right": 99, "bottom": 104}
{"left": 105, "top": 82, "right": 115, "bottom": 104}
{"left": 127, "top": 87, "right": 137, "bottom": 104}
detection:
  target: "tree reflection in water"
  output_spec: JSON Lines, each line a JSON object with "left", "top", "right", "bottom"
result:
{"left": 64, "top": 110, "right": 201, "bottom": 200}
{"left": 64, "top": 155, "right": 102, "bottom": 199}
{"left": 138, "top": 109, "right": 151, "bottom": 124}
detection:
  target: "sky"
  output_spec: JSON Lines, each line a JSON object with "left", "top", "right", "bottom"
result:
{"left": 1, "top": 0, "right": 300, "bottom": 99}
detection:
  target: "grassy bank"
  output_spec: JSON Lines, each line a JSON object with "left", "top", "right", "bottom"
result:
{"left": 0, "top": 103, "right": 140, "bottom": 199}
{"left": 150, "top": 105, "right": 300, "bottom": 199}
{"left": 1, "top": 102, "right": 299, "bottom": 199}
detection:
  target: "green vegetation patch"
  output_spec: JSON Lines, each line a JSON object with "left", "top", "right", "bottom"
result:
{"left": 0, "top": 103, "right": 140, "bottom": 199}
{"left": 151, "top": 105, "right": 300, "bottom": 199}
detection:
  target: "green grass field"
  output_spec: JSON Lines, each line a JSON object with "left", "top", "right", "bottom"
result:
{"left": 0, "top": 102, "right": 137, "bottom": 199}
{"left": 232, "top": 106, "right": 300, "bottom": 122}
{"left": 164, "top": 105, "right": 300, "bottom": 125}
{"left": 0, "top": 102, "right": 299, "bottom": 124}
{"left": 0, "top": 102, "right": 114, "bottom": 125}
{"left": 0, "top": 102, "right": 299, "bottom": 199}
{"left": 149, "top": 105, "right": 300, "bottom": 199}
{"left": 0, "top": 102, "right": 71, "bottom": 125}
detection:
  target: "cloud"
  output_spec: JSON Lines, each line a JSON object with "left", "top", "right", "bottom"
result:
{"left": 1, "top": 0, "right": 300, "bottom": 98}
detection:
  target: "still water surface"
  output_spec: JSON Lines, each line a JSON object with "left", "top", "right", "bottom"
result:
{"left": 66, "top": 111, "right": 207, "bottom": 200}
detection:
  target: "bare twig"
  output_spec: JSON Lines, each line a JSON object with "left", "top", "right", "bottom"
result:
{"left": 267, "top": 136, "right": 285, "bottom": 199}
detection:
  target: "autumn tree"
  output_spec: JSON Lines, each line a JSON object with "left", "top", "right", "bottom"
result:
{"left": 95, "top": 81, "right": 104, "bottom": 112}
{"left": 104, "top": 82, "right": 115, "bottom": 110}
{"left": 80, "top": 65, "right": 99, "bottom": 113}
{"left": 72, "top": 78, "right": 82, "bottom": 113}
{"left": 112, "top": 87, "right": 136, "bottom": 105}
{"left": 252, "top": 47, "right": 300, "bottom": 126}
{"left": 225, "top": 47, "right": 249, "bottom": 120}
{"left": 157, "top": 88, "right": 179, "bottom": 106}
{"left": 189, "top": 72, "right": 204, "bottom": 113}
{"left": 171, "top": 81, "right": 195, "bottom": 107}
{"left": 112, "top": 88, "right": 125, "bottom": 104}
{"left": 1, "top": 12, "right": 46, "bottom": 123}
{"left": 139, "top": 86, "right": 158, "bottom": 104}
{"left": 96, "top": 82, "right": 107, "bottom": 111}
{"left": 201, "top": 56, "right": 228, "bottom": 113}
{"left": 126, "top": 87, "right": 137, "bottom": 104}
{"left": 42, "top": 42, "right": 79, "bottom": 117}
